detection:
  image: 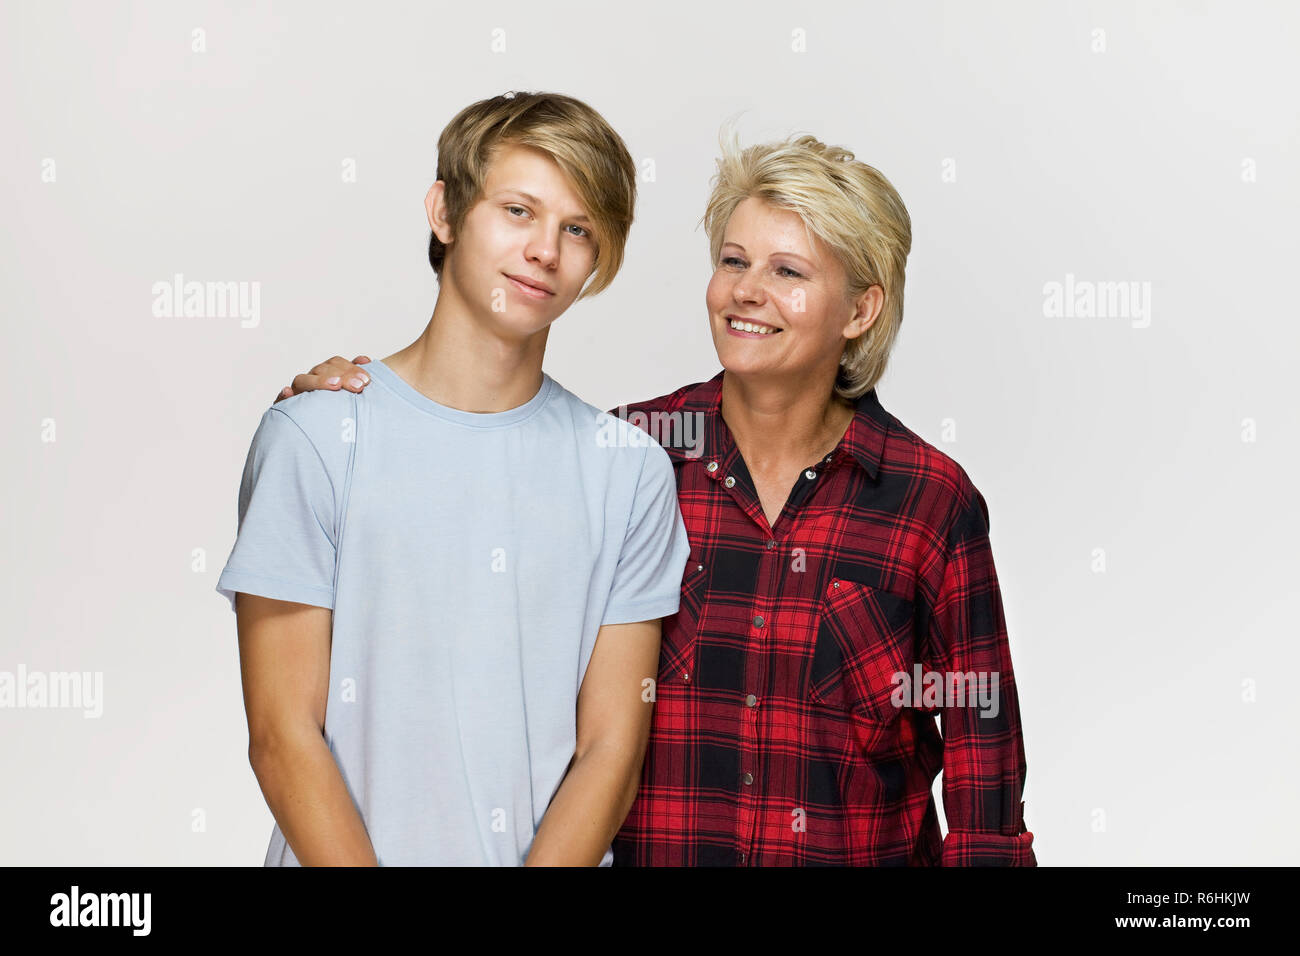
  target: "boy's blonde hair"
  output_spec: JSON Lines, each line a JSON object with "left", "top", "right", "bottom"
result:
{"left": 701, "top": 127, "right": 913, "bottom": 399}
{"left": 430, "top": 91, "right": 637, "bottom": 300}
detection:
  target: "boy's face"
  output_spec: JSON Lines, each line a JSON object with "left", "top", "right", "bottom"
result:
{"left": 428, "top": 143, "right": 597, "bottom": 338}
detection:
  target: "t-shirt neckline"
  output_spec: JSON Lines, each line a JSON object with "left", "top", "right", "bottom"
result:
{"left": 366, "top": 359, "right": 556, "bottom": 428}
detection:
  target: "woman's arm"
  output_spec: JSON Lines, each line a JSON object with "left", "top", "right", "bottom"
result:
{"left": 926, "top": 488, "right": 1035, "bottom": 866}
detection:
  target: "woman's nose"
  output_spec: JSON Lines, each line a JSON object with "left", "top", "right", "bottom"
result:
{"left": 733, "top": 279, "right": 763, "bottom": 304}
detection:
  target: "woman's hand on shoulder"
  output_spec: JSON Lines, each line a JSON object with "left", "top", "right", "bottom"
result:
{"left": 274, "top": 355, "right": 372, "bottom": 404}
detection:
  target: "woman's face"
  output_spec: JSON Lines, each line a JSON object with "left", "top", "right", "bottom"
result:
{"left": 705, "top": 197, "right": 875, "bottom": 388}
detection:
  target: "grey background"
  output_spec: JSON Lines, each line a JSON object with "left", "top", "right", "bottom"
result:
{"left": 1, "top": 0, "right": 1295, "bottom": 864}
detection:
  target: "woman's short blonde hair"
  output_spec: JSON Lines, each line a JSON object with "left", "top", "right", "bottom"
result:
{"left": 430, "top": 91, "right": 637, "bottom": 300}
{"left": 701, "top": 126, "right": 913, "bottom": 399}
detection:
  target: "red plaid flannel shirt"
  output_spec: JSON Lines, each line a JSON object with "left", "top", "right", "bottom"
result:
{"left": 608, "top": 371, "right": 1035, "bottom": 865}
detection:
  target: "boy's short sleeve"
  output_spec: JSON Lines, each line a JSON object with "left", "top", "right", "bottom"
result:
{"left": 215, "top": 407, "right": 339, "bottom": 613}
{"left": 601, "top": 444, "right": 690, "bottom": 627}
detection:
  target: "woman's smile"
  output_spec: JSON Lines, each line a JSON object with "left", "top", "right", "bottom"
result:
{"left": 725, "top": 314, "right": 783, "bottom": 337}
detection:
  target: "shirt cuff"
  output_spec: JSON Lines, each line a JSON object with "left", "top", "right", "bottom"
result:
{"left": 215, "top": 571, "right": 335, "bottom": 613}
{"left": 939, "top": 828, "right": 1037, "bottom": 866}
{"left": 601, "top": 594, "right": 681, "bottom": 627}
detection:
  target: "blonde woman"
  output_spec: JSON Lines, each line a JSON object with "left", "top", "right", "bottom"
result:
{"left": 279, "top": 128, "right": 1036, "bottom": 866}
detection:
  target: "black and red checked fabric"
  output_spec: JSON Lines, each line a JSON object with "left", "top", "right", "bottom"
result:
{"left": 608, "top": 371, "right": 1035, "bottom": 866}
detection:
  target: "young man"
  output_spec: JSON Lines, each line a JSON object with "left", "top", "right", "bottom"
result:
{"left": 215, "top": 92, "right": 690, "bottom": 866}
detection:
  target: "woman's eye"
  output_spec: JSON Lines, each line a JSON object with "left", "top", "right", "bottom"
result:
{"left": 719, "top": 257, "right": 799, "bottom": 278}
{"left": 507, "top": 205, "right": 528, "bottom": 217}
{"left": 566, "top": 224, "right": 589, "bottom": 238}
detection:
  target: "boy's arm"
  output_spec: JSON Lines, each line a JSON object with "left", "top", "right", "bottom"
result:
{"left": 237, "top": 592, "right": 378, "bottom": 866}
{"left": 524, "top": 618, "right": 661, "bottom": 866}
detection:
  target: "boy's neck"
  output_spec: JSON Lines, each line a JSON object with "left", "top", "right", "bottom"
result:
{"left": 381, "top": 285, "right": 550, "bottom": 414}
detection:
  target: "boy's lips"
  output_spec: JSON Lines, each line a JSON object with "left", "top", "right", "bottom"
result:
{"left": 504, "top": 273, "right": 555, "bottom": 297}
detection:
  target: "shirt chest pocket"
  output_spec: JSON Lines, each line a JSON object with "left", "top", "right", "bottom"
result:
{"left": 657, "top": 556, "right": 706, "bottom": 688}
{"left": 808, "top": 577, "right": 916, "bottom": 724}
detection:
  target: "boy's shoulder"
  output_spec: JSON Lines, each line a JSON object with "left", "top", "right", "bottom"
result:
{"left": 610, "top": 373, "right": 719, "bottom": 421}
{"left": 546, "top": 376, "right": 677, "bottom": 477}
{"left": 602, "top": 372, "right": 722, "bottom": 465}
{"left": 259, "top": 388, "right": 358, "bottom": 476}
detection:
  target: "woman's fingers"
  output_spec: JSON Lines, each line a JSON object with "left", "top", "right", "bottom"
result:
{"left": 309, "top": 356, "right": 349, "bottom": 377}
{"left": 290, "top": 371, "right": 333, "bottom": 395}
{"left": 288, "top": 356, "right": 372, "bottom": 396}
{"left": 334, "top": 358, "right": 370, "bottom": 391}
{"left": 331, "top": 361, "right": 369, "bottom": 391}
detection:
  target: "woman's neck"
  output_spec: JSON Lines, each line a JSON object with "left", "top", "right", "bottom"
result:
{"left": 718, "top": 370, "right": 855, "bottom": 474}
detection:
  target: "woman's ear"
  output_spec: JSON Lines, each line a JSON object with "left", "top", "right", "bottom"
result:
{"left": 425, "top": 181, "right": 454, "bottom": 244}
{"left": 843, "top": 284, "right": 885, "bottom": 340}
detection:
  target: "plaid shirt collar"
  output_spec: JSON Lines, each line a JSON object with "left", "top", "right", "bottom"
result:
{"left": 658, "top": 370, "right": 891, "bottom": 481}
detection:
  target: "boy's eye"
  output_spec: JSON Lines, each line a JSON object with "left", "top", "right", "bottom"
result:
{"left": 507, "top": 205, "right": 587, "bottom": 239}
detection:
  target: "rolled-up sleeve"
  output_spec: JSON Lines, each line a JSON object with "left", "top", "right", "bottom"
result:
{"left": 924, "top": 484, "right": 1036, "bottom": 866}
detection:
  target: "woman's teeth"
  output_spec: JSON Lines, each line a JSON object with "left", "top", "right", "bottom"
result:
{"left": 729, "top": 319, "right": 780, "bottom": 334}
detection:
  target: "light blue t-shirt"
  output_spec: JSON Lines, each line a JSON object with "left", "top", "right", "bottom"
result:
{"left": 216, "top": 359, "right": 690, "bottom": 866}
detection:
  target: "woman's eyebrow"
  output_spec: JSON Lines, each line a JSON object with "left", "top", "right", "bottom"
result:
{"left": 496, "top": 189, "right": 592, "bottom": 224}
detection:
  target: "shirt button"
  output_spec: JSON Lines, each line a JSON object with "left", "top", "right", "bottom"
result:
{"left": 752, "top": 615, "right": 764, "bottom": 627}
{"left": 745, "top": 694, "right": 757, "bottom": 707}
{"left": 724, "top": 476, "right": 736, "bottom": 488}
{"left": 682, "top": 670, "right": 691, "bottom": 682}
{"left": 765, "top": 539, "right": 776, "bottom": 550}
{"left": 805, "top": 469, "right": 817, "bottom": 480}
{"left": 696, "top": 563, "right": 704, "bottom": 572}
{"left": 739, "top": 851, "right": 747, "bottom": 864}
{"left": 706, "top": 461, "right": 718, "bottom": 473}
{"left": 742, "top": 772, "right": 754, "bottom": 786}
{"left": 832, "top": 579, "right": 840, "bottom": 589}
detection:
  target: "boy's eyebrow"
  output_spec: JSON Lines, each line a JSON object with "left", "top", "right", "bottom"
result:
{"left": 497, "top": 189, "right": 592, "bottom": 224}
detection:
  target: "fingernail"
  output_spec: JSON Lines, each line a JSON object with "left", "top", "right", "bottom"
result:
{"left": 359, "top": 374, "right": 369, "bottom": 384}
{"left": 348, "top": 377, "right": 364, "bottom": 389}
{"left": 325, "top": 376, "right": 341, "bottom": 385}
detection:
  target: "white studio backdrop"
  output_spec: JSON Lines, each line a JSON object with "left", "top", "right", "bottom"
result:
{"left": 1, "top": 0, "right": 1296, "bottom": 864}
